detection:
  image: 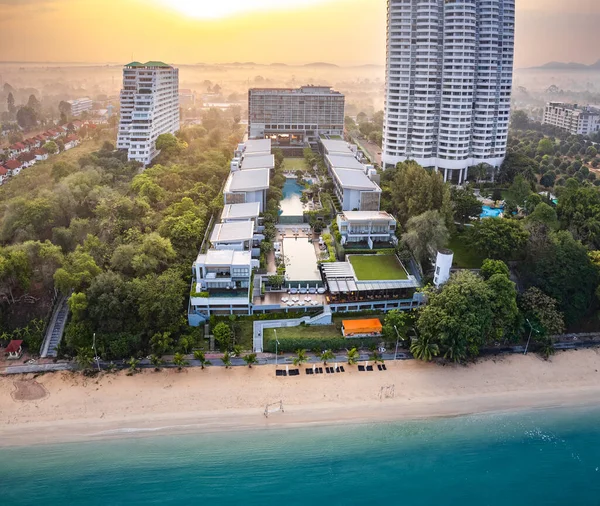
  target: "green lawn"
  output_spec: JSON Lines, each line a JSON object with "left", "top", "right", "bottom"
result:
{"left": 349, "top": 254, "right": 408, "bottom": 281}
{"left": 283, "top": 158, "right": 306, "bottom": 171}
{"left": 446, "top": 233, "right": 484, "bottom": 269}
{"left": 264, "top": 325, "right": 342, "bottom": 340}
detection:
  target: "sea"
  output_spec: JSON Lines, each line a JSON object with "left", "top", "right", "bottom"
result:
{"left": 1, "top": 405, "right": 600, "bottom": 505}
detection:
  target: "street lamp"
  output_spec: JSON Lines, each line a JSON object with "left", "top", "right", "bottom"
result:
{"left": 524, "top": 319, "right": 539, "bottom": 355}
{"left": 274, "top": 329, "right": 280, "bottom": 366}
{"left": 393, "top": 325, "right": 401, "bottom": 361}
{"left": 92, "top": 332, "right": 100, "bottom": 372}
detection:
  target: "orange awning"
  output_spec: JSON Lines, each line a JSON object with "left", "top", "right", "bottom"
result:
{"left": 342, "top": 319, "right": 382, "bottom": 335}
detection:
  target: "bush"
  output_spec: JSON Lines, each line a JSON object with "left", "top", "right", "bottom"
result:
{"left": 264, "top": 336, "right": 380, "bottom": 353}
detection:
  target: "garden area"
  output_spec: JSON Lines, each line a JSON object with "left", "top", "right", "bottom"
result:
{"left": 349, "top": 254, "right": 408, "bottom": 281}
{"left": 283, "top": 158, "right": 307, "bottom": 172}
{"left": 446, "top": 232, "right": 484, "bottom": 269}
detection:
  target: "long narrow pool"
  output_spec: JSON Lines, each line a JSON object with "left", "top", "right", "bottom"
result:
{"left": 279, "top": 177, "right": 304, "bottom": 224}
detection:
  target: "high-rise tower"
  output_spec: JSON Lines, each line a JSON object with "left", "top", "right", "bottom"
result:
{"left": 117, "top": 61, "right": 180, "bottom": 166}
{"left": 382, "top": 0, "right": 515, "bottom": 183}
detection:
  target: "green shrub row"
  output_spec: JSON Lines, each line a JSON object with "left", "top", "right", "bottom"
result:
{"left": 264, "top": 336, "right": 380, "bottom": 353}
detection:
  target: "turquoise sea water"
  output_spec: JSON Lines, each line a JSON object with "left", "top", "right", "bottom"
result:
{"left": 2, "top": 406, "right": 600, "bottom": 505}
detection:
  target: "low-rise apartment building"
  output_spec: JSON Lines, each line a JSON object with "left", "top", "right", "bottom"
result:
{"left": 332, "top": 168, "right": 381, "bottom": 212}
{"left": 336, "top": 211, "right": 398, "bottom": 249}
{"left": 542, "top": 102, "right": 600, "bottom": 135}
{"left": 67, "top": 97, "right": 93, "bottom": 117}
{"left": 223, "top": 168, "right": 270, "bottom": 212}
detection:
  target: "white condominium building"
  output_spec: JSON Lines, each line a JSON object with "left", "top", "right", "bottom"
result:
{"left": 117, "top": 61, "right": 180, "bottom": 166}
{"left": 383, "top": 0, "right": 515, "bottom": 183}
{"left": 67, "top": 98, "right": 93, "bottom": 117}
{"left": 542, "top": 102, "right": 600, "bottom": 136}
{"left": 248, "top": 86, "right": 345, "bottom": 147}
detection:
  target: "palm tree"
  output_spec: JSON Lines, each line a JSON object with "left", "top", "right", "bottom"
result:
{"left": 293, "top": 349, "right": 308, "bottom": 367}
{"left": 243, "top": 353, "right": 258, "bottom": 368}
{"left": 127, "top": 357, "right": 140, "bottom": 374}
{"left": 320, "top": 350, "right": 335, "bottom": 365}
{"left": 222, "top": 350, "right": 232, "bottom": 369}
{"left": 173, "top": 352, "right": 189, "bottom": 371}
{"left": 410, "top": 337, "right": 440, "bottom": 362}
{"left": 539, "top": 338, "right": 555, "bottom": 360}
{"left": 232, "top": 345, "right": 243, "bottom": 358}
{"left": 150, "top": 354, "right": 164, "bottom": 372}
{"left": 193, "top": 350, "right": 212, "bottom": 369}
{"left": 370, "top": 351, "right": 384, "bottom": 364}
{"left": 75, "top": 347, "right": 94, "bottom": 371}
{"left": 347, "top": 347, "right": 359, "bottom": 366}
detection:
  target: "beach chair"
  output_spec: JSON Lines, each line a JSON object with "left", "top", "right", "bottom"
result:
{"left": 377, "top": 365, "right": 383, "bottom": 371}
{"left": 382, "top": 364, "right": 387, "bottom": 371}
{"left": 318, "top": 367, "right": 324, "bottom": 374}
{"left": 340, "top": 366, "right": 345, "bottom": 373}
{"left": 366, "top": 365, "right": 374, "bottom": 372}
{"left": 358, "top": 365, "right": 365, "bottom": 372}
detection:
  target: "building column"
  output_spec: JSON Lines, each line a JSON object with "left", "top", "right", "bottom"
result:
{"left": 458, "top": 169, "right": 463, "bottom": 185}
{"left": 444, "top": 168, "right": 449, "bottom": 183}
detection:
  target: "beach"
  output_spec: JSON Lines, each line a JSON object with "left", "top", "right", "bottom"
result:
{"left": 1, "top": 349, "right": 600, "bottom": 448}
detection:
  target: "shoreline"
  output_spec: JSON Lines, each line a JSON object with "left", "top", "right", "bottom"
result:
{"left": 1, "top": 349, "right": 600, "bottom": 448}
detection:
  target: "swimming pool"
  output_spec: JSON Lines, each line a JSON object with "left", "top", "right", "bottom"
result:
{"left": 481, "top": 205, "right": 504, "bottom": 218}
{"left": 279, "top": 178, "right": 305, "bottom": 224}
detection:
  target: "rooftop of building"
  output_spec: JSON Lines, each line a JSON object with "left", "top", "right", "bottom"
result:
{"left": 221, "top": 202, "right": 261, "bottom": 221}
{"left": 224, "top": 168, "right": 270, "bottom": 193}
{"left": 320, "top": 138, "right": 355, "bottom": 154}
{"left": 339, "top": 211, "right": 396, "bottom": 222}
{"left": 243, "top": 139, "right": 271, "bottom": 154}
{"left": 196, "top": 249, "right": 252, "bottom": 267}
{"left": 210, "top": 221, "right": 255, "bottom": 244}
{"left": 249, "top": 85, "right": 343, "bottom": 96}
{"left": 332, "top": 168, "right": 380, "bottom": 191}
{"left": 125, "top": 61, "right": 172, "bottom": 68}
{"left": 241, "top": 154, "right": 275, "bottom": 170}
{"left": 326, "top": 154, "right": 364, "bottom": 171}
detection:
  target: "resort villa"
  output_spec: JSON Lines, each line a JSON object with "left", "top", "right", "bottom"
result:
{"left": 336, "top": 211, "right": 398, "bottom": 249}
{"left": 220, "top": 202, "right": 261, "bottom": 224}
{"left": 331, "top": 168, "right": 382, "bottom": 211}
{"left": 190, "top": 250, "right": 257, "bottom": 320}
{"left": 223, "top": 168, "right": 270, "bottom": 212}
{"left": 231, "top": 139, "right": 275, "bottom": 172}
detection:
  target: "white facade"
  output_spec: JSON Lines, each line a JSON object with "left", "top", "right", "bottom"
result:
{"left": 67, "top": 98, "right": 93, "bottom": 117}
{"left": 542, "top": 102, "right": 600, "bottom": 136}
{"left": 117, "top": 61, "right": 180, "bottom": 166}
{"left": 248, "top": 86, "right": 345, "bottom": 145}
{"left": 331, "top": 168, "right": 382, "bottom": 212}
{"left": 223, "top": 168, "right": 270, "bottom": 212}
{"left": 336, "top": 211, "right": 398, "bottom": 249}
{"left": 383, "top": 0, "right": 515, "bottom": 182}
{"left": 434, "top": 249, "right": 454, "bottom": 287}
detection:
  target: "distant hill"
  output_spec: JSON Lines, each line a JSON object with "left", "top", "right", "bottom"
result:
{"left": 270, "top": 63, "right": 288, "bottom": 67}
{"left": 529, "top": 60, "right": 600, "bottom": 71}
{"left": 304, "top": 62, "right": 339, "bottom": 68}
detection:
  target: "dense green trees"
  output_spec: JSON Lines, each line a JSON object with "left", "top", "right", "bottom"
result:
{"left": 417, "top": 267, "right": 518, "bottom": 362}
{"left": 471, "top": 218, "right": 529, "bottom": 261}
{"left": 402, "top": 210, "right": 449, "bottom": 267}
{"left": 451, "top": 187, "right": 482, "bottom": 224}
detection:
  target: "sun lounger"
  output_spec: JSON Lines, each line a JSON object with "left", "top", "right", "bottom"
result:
{"left": 290, "top": 369, "right": 300, "bottom": 376}
{"left": 340, "top": 366, "right": 345, "bottom": 372}
{"left": 378, "top": 365, "right": 383, "bottom": 371}
{"left": 382, "top": 364, "right": 387, "bottom": 371}
{"left": 318, "top": 367, "right": 323, "bottom": 374}
{"left": 358, "top": 365, "right": 365, "bottom": 372}
{"left": 366, "top": 366, "right": 374, "bottom": 371}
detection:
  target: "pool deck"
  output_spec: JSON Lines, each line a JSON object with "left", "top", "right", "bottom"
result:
{"left": 253, "top": 292, "right": 327, "bottom": 309}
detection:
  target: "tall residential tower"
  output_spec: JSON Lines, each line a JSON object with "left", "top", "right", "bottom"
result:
{"left": 117, "top": 61, "right": 180, "bottom": 166}
{"left": 382, "top": 0, "right": 515, "bottom": 183}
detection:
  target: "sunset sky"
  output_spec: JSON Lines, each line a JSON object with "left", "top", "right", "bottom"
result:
{"left": 1, "top": 0, "right": 598, "bottom": 67}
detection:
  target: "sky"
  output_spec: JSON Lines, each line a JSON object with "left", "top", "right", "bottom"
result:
{"left": 0, "top": 0, "right": 599, "bottom": 67}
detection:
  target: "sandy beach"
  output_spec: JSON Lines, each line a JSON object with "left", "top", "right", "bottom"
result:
{"left": 1, "top": 349, "right": 600, "bottom": 448}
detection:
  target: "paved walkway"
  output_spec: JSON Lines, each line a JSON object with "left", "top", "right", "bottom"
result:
{"left": 2, "top": 363, "right": 73, "bottom": 375}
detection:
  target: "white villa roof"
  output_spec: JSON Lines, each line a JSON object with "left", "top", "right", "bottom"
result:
{"left": 221, "top": 202, "right": 261, "bottom": 221}
{"left": 210, "top": 221, "right": 255, "bottom": 243}
{"left": 225, "top": 168, "right": 270, "bottom": 192}
{"left": 241, "top": 154, "right": 275, "bottom": 170}
{"left": 244, "top": 139, "right": 271, "bottom": 154}
{"left": 321, "top": 139, "right": 354, "bottom": 155}
{"left": 340, "top": 211, "right": 396, "bottom": 222}
{"left": 333, "top": 168, "right": 380, "bottom": 192}
{"left": 198, "top": 249, "right": 252, "bottom": 267}
{"left": 327, "top": 154, "right": 364, "bottom": 170}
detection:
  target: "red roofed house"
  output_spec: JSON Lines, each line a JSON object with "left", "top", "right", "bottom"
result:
{"left": 33, "top": 148, "right": 49, "bottom": 161}
{"left": 9, "top": 142, "right": 27, "bottom": 157}
{"left": 18, "top": 151, "right": 36, "bottom": 169}
{"left": 0, "top": 166, "right": 8, "bottom": 185}
{"left": 63, "top": 135, "right": 80, "bottom": 151}
{"left": 5, "top": 340, "right": 23, "bottom": 360}
{"left": 3, "top": 159, "right": 23, "bottom": 176}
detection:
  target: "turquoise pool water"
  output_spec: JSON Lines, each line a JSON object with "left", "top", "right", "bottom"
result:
{"left": 481, "top": 205, "right": 503, "bottom": 218}
{"left": 279, "top": 177, "right": 304, "bottom": 223}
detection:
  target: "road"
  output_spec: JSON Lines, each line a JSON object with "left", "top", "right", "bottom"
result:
{"left": 350, "top": 135, "right": 382, "bottom": 166}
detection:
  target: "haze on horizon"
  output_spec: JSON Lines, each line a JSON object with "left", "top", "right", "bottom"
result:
{"left": 0, "top": 0, "right": 598, "bottom": 68}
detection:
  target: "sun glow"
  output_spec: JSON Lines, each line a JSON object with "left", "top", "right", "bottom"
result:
{"left": 156, "top": 0, "right": 327, "bottom": 19}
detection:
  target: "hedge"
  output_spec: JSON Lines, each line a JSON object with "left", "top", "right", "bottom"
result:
{"left": 264, "top": 336, "right": 381, "bottom": 353}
